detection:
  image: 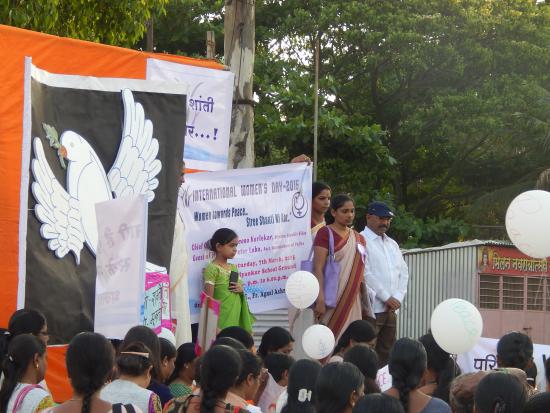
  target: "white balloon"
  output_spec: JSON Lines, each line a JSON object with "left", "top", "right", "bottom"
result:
{"left": 285, "top": 271, "right": 320, "bottom": 309}
{"left": 430, "top": 298, "right": 483, "bottom": 354}
{"left": 158, "top": 327, "right": 176, "bottom": 347}
{"left": 302, "top": 324, "right": 335, "bottom": 359}
{"left": 505, "top": 190, "right": 550, "bottom": 259}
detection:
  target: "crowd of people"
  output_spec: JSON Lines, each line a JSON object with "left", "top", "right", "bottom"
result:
{"left": 1, "top": 308, "right": 550, "bottom": 413}
{"left": 205, "top": 180, "right": 409, "bottom": 362}
{"left": 2, "top": 179, "right": 548, "bottom": 413}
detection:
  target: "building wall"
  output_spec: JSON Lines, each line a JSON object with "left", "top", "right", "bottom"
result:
{"left": 255, "top": 244, "right": 481, "bottom": 346}
{"left": 477, "top": 246, "right": 550, "bottom": 343}
{"left": 398, "top": 244, "right": 479, "bottom": 340}
{"left": 255, "top": 242, "right": 550, "bottom": 351}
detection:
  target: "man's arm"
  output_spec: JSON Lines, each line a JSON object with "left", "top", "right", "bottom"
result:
{"left": 290, "top": 154, "right": 311, "bottom": 164}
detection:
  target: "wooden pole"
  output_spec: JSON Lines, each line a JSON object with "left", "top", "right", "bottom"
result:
{"left": 224, "top": 0, "right": 255, "bottom": 169}
{"left": 313, "top": 36, "right": 320, "bottom": 181}
{"left": 206, "top": 31, "right": 216, "bottom": 59}
{"left": 146, "top": 18, "right": 154, "bottom": 52}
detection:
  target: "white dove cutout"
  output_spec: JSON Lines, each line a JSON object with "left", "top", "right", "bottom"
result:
{"left": 31, "top": 88, "right": 166, "bottom": 273}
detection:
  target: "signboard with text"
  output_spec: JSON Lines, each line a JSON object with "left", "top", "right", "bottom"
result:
{"left": 458, "top": 336, "right": 550, "bottom": 391}
{"left": 376, "top": 336, "right": 550, "bottom": 392}
{"left": 180, "top": 163, "right": 312, "bottom": 322}
{"left": 478, "top": 246, "right": 550, "bottom": 276}
{"left": 146, "top": 58, "right": 234, "bottom": 171}
{"left": 144, "top": 272, "right": 172, "bottom": 333}
{"left": 94, "top": 195, "right": 148, "bottom": 338}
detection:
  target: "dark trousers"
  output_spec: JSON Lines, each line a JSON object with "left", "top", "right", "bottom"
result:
{"left": 191, "top": 322, "right": 199, "bottom": 343}
{"left": 369, "top": 311, "right": 397, "bottom": 367}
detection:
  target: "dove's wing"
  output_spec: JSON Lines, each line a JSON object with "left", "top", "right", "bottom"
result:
{"left": 31, "top": 137, "right": 85, "bottom": 264}
{"left": 107, "top": 89, "right": 162, "bottom": 202}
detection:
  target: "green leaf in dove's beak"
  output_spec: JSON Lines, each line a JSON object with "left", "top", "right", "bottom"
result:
{"left": 42, "top": 123, "right": 60, "bottom": 149}
{"left": 42, "top": 123, "right": 66, "bottom": 169}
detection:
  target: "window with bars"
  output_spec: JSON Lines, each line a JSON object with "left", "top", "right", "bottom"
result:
{"left": 527, "top": 277, "right": 545, "bottom": 311}
{"left": 479, "top": 274, "right": 550, "bottom": 311}
{"left": 480, "top": 275, "right": 500, "bottom": 309}
{"left": 502, "top": 276, "right": 524, "bottom": 310}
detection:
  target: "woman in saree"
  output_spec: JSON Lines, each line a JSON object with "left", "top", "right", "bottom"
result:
{"left": 289, "top": 182, "right": 332, "bottom": 358}
{"left": 313, "top": 194, "right": 371, "bottom": 340}
{"left": 311, "top": 182, "right": 331, "bottom": 237}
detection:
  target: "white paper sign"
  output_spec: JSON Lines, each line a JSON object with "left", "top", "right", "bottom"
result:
{"left": 180, "top": 163, "right": 312, "bottom": 322}
{"left": 94, "top": 195, "right": 148, "bottom": 338}
{"left": 146, "top": 58, "right": 234, "bottom": 171}
{"left": 457, "top": 336, "right": 550, "bottom": 391}
{"left": 376, "top": 364, "right": 393, "bottom": 392}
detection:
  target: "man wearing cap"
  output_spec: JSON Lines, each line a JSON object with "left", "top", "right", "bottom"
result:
{"left": 361, "top": 201, "right": 409, "bottom": 366}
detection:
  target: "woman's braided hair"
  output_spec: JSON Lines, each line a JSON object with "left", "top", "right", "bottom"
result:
{"left": 419, "top": 332, "right": 460, "bottom": 403}
{"left": 199, "top": 345, "right": 241, "bottom": 413}
{"left": 388, "top": 338, "right": 427, "bottom": 412}
{"left": 66, "top": 332, "right": 114, "bottom": 413}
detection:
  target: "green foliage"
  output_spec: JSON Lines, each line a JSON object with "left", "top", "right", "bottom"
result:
{"left": 9, "top": 0, "right": 550, "bottom": 248}
{"left": 151, "top": 0, "right": 550, "bottom": 247}
{"left": 389, "top": 208, "right": 470, "bottom": 249}
{"left": 153, "top": 0, "right": 224, "bottom": 56}
{"left": 352, "top": 193, "right": 470, "bottom": 248}
{"left": 1, "top": 0, "right": 169, "bottom": 47}
{"left": 251, "top": 0, "right": 550, "bottom": 247}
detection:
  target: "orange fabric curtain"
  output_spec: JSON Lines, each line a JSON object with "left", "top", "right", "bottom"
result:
{"left": 0, "top": 24, "right": 222, "bottom": 401}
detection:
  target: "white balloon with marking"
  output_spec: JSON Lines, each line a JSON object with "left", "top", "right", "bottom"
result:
{"left": 158, "top": 327, "right": 176, "bottom": 347}
{"left": 505, "top": 190, "right": 550, "bottom": 259}
{"left": 430, "top": 298, "right": 483, "bottom": 354}
{"left": 285, "top": 271, "right": 319, "bottom": 309}
{"left": 302, "top": 324, "right": 335, "bottom": 359}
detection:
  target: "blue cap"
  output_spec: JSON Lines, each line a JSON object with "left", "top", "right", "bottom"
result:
{"left": 367, "top": 201, "right": 394, "bottom": 218}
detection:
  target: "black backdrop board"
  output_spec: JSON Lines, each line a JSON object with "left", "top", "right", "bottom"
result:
{"left": 24, "top": 77, "right": 186, "bottom": 344}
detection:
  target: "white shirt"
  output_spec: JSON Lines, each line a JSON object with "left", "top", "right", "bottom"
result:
{"left": 100, "top": 379, "right": 156, "bottom": 413}
{"left": 361, "top": 226, "right": 409, "bottom": 313}
{"left": 275, "top": 390, "right": 287, "bottom": 413}
{"left": 258, "top": 373, "right": 285, "bottom": 413}
{"left": 7, "top": 383, "right": 52, "bottom": 413}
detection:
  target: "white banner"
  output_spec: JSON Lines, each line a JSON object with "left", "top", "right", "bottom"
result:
{"left": 373, "top": 336, "right": 550, "bottom": 392}
{"left": 457, "top": 336, "right": 550, "bottom": 391}
{"left": 146, "top": 58, "right": 234, "bottom": 171}
{"left": 180, "top": 163, "right": 312, "bottom": 322}
{"left": 94, "top": 195, "right": 148, "bottom": 338}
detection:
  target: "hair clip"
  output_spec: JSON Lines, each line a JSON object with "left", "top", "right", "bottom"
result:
{"left": 8, "top": 355, "right": 14, "bottom": 362}
{"left": 493, "top": 399, "right": 506, "bottom": 413}
{"left": 120, "top": 351, "right": 149, "bottom": 359}
{"left": 298, "top": 389, "right": 312, "bottom": 402}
